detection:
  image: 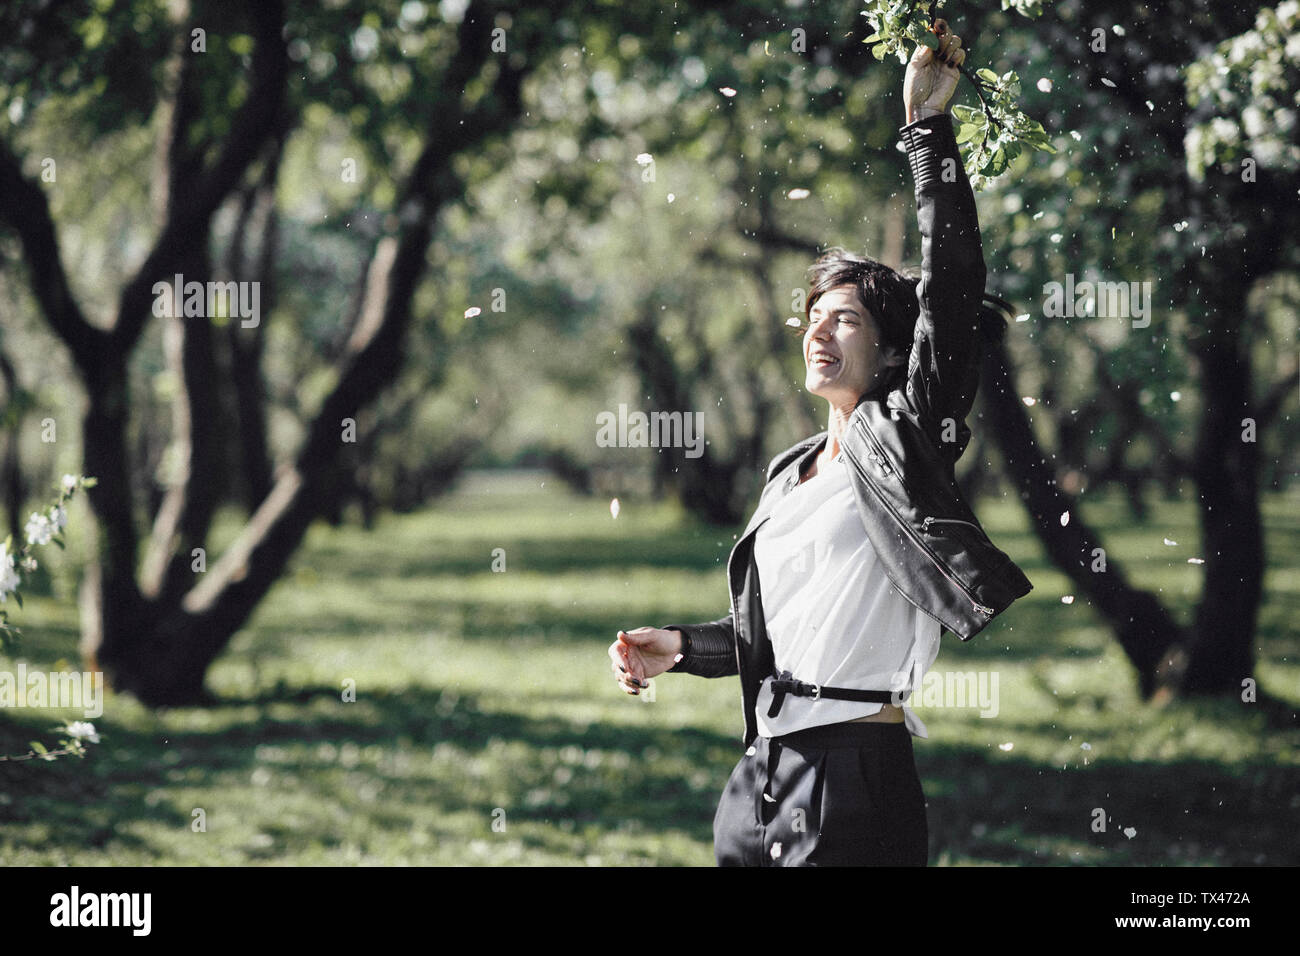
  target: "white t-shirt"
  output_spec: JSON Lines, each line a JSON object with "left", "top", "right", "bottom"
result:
{"left": 752, "top": 449, "right": 941, "bottom": 739}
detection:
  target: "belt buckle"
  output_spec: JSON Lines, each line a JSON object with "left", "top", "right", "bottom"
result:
{"left": 809, "top": 683, "right": 821, "bottom": 701}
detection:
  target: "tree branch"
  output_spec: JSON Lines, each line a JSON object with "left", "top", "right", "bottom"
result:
{"left": 0, "top": 139, "right": 110, "bottom": 375}
{"left": 112, "top": 0, "right": 289, "bottom": 353}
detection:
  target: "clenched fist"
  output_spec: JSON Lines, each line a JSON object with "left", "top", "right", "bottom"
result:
{"left": 903, "top": 18, "right": 966, "bottom": 124}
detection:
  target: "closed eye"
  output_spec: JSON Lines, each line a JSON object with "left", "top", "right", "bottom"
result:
{"left": 810, "top": 309, "right": 860, "bottom": 324}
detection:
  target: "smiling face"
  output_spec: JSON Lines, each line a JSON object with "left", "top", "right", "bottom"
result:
{"left": 803, "top": 284, "right": 903, "bottom": 408}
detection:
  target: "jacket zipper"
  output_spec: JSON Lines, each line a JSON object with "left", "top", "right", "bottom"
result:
{"left": 863, "top": 433, "right": 894, "bottom": 477}
{"left": 922, "top": 515, "right": 990, "bottom": 541}
{"left": 848, "top": 424, "right": 995, "bottom": 617}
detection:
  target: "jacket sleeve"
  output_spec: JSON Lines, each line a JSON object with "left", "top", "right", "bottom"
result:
{"left": 898, "top": 113, "right": 988, "bottom": 443}
{"left": 663, "top": 616, "right": 739, "bottom": 678}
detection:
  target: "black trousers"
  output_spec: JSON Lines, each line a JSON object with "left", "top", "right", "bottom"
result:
{"left": 713, "top": 720, "right": 929, "bottom": 866}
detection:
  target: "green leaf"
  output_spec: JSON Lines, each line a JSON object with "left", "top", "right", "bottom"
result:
{"left": 976, "top": 68, "right": 999, "bottom": 85}
{"left": 921, "top": 32, "right": 939, "bottom": 50}
{"left": 31, "top": 741, "right": 47, "bottom": 754}
{"left": 872, "top": 42, "right": 889, "bottom": 61}
{"left": 955, "top": 123, "right": 979, "bottom": 144}
{"left": 862, "top": 32, "right": 882, "bottom": 43}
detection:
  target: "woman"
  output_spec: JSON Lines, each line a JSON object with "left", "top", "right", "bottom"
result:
{"left": 607, "top": 19, "right": 1033, "bottom": 866}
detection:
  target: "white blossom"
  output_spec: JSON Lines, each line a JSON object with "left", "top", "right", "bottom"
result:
{"left": 0, "top": 542, "right": 19, "bottom": 602}
{"left": 65, "top": 721, "right": 101, "bottom": 743}
{"left": 62, "top": 474, "right": 79, "bottom": 493}
{"left": 50, "top": 505, "right": 68, "bottom": 532}
{"left": 25, "top": 512, "right": 54, "bottom": 547}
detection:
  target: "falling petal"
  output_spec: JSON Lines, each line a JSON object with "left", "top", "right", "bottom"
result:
{"left": 1112, "top": 24, "right": 1127, "bottom": 36}
{"left": 1060, "top": 511, "right": 1070, "bottom": 526}
{"left": 1170, "top": 391, "right": 1181, "bottom": 401}
{"left": 1080, "top": 742, "right": 1092, "bottom": 751}
{"left": 719, "top": 86, "right": 737, "bottom": 97}
{"left": 1033, "top": 211, "right": 1045, "bottom": 220}
{"left": 1100, "top": 77, "right": 1117, "bottom": 88}
{"left": 1015, "top": 313, "right": 1030, "bottom": 322}
{"left": 1145, "top": 100, "right": 1155, "bottom": 111}
{"left": 1036, "top": 77, "right": 1053, "bottom": 93}
{"left": 785, "top": 317, "right": 801, "bottom": 327}
{"left": 1174, "top": 220, "right": 1189, "bottom": 232}
{"left": 1123, "top": 827, "right": 1137, "bottom": 839}
{"left": 1188, "top": 557, "right": 1205, "bottom": 564}
{"left": 635, "top": 152, "right": 653, "bottom": 166}
{"left": 1069, "top": 130, "right": 1082, "bottom": 141}
{"left": 1050, "top": 233, "right": 1063, "bottom": 243}
{"left": 998, "top": 742, "right": 1014, "bottom": 752}
{"left": 610, "top": 498, "right": 621, "bottom": 519}
{"left": 1061, "top": 595, "right": 1075, "bottom": 604}
{"left": 464, "top": 307, "right": 481, "bottom": 319}
{"left": 1022, "top": 396, "right": 1037, "bottom": 406}
{"left": 1163, "top": 537, "right": 1177, "bottom": 546}
{"left": 786, "top": 187, "right": 811, "bottom": 200}
{"left": 770, "top": 841, "right": 782, "bottom": 859}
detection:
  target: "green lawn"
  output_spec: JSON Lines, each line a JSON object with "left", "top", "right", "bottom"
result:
{"left": 2, "top": 471, "right": 1297, "bottom": 865}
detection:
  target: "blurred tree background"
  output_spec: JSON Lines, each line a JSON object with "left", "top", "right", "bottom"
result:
{"left": 0, "top": 0, "right": 1295, "bottom": 717}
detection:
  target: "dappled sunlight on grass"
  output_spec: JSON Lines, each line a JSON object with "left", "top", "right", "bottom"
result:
{"left": 1, "top": 473, "right": 1296, "bottom": 865}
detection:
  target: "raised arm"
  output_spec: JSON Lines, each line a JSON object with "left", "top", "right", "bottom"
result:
{"left": 899, "top": 19, "right": 988, "bottom": 436}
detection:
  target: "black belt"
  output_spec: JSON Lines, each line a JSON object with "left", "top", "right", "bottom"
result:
{"left": 767, "top": 669, "right": 908, "bottom": 718}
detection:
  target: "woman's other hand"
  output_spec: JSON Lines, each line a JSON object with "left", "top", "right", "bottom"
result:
{"left": 608, "top": 627, "right": 683, "bottom": 695}
{"left": 903, "top": 18, "right": 966, "bottom": 124}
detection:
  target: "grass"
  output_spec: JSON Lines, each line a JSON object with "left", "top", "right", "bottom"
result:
{"left": 1, "top": 470, "right": 1297, "bottom": 866}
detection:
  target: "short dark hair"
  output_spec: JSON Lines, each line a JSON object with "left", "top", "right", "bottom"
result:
{"left": 794, "top": 248, "right": 1012, "bottom": 399}
{"left": 799, "top": 247, "right": 919, "bottom": 397}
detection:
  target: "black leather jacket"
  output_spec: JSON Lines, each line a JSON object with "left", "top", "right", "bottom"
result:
{"left": 666, "top": 113, "right": 1034, "bottom": 748}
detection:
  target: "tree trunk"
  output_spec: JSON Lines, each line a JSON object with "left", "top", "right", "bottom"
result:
{"left": 980, "top": 335, "right": 1185, "bottom": 697}
{"left": 0, "top": 348, "right": 25, "bottom": 542}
